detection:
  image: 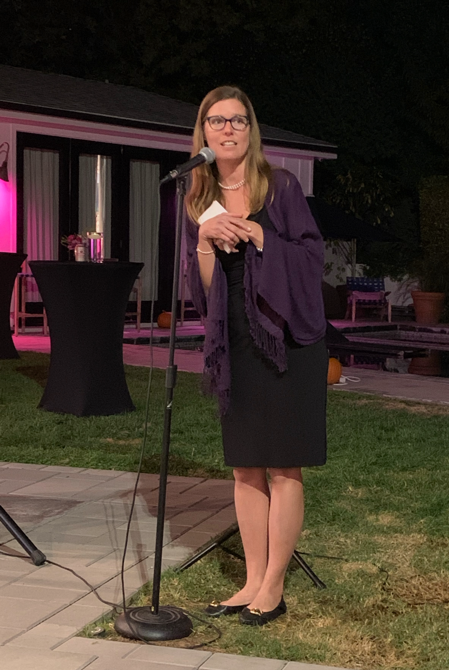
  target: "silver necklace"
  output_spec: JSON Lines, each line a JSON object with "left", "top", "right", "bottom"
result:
{"left": 218, "top": 178, "right": 246, "bottom": 190}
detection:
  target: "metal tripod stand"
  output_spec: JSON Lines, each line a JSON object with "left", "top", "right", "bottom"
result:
{"left": 0, "top": 505, "right": 46, "bottom": 565}
{"left": 176, "top": 522, "right": 326, "bottom": 589}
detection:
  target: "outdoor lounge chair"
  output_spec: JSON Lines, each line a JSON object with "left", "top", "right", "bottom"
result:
{"left": 125, "top": 275, "right": 142, "bottom": 331}
{"left": 345, "top": 277, "right": 391, "bottom": 322}
{"left": 13, "top": 261, "right": 48, "bottom": 335}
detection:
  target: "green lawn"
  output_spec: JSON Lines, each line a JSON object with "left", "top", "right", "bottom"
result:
{"left": 0, "top": 352, "right": 226, "bottom": 477}
{"left": 2, "top": 352, "right": 449, "bottom": 669}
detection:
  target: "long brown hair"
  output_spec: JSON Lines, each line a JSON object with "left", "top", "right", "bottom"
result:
{"left": 185, "top": 86, "right": 272, "bottom": 223}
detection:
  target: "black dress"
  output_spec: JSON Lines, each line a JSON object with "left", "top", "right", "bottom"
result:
{"left": 216, "top": 207, "right": 327, "bottom": 468}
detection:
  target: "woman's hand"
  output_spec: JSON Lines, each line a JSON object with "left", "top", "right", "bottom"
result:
{"left": 199, "top": 213, "right": 252, "bottom": 250}
{"left": 246, "top": 221, "right": 264, "bottom": 251}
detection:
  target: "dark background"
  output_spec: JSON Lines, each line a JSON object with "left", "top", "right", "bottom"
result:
{"left": 2, "top": 0, "right": 449, "bottom": 277}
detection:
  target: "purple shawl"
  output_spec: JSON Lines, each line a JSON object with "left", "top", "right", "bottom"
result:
{"left": 186, "top": 168, "right": 326, "bottom": 414}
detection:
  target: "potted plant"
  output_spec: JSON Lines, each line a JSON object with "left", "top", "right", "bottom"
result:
{"left": 61, "top": 233, "right": 87, "bottom": 261}
{"left": 410, "top": 177, "right": 449, "bottom": 325}
{"left": 410, "top": 257, "right": 446, "bottom": 325}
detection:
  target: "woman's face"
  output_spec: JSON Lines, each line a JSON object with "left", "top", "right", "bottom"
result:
{"left": 203, "top": 98, "right": 250, "bottom": 166}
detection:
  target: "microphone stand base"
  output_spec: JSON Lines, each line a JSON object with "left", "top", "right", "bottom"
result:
{"left": 114, "top": 606, "right": 192, "bottom": 641}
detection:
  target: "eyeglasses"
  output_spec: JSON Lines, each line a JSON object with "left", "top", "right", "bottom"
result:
{"left": 205, "top": 115, "right": 250, "bottom": 131}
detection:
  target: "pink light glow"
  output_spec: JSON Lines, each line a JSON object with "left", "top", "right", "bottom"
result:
{"left": 0, "top": 179, "right": 14, "bottom": 252}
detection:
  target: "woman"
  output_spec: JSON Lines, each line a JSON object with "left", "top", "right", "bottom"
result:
{"left": 186, "top": 86, "right": 327, "bottom": 626}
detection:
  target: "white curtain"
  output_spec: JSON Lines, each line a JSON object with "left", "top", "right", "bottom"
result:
{"left": 78, "top": 154, "right": 111, "bottom": 258}
{"left": 97, "top": 156, "right": 111, "bottom": 258}
{"left": 129, "top": 161, "right": 160, "bottom": 300}
{"left": 23, "top": 148, "right": 59, "bottom": 300}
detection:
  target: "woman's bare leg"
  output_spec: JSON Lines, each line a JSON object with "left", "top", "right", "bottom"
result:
{"left": 221, "top": 466, "right": 270, "bottom": 606}
{"left": 247, "top": 467, "right": 304, "bottom": 612}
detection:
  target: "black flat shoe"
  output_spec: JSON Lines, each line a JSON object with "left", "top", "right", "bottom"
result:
{"left": 239, "top": 597, "right": 287, "bottom": 626}
{"left": 204, "top": 600, "right": 249, "bottom": 617}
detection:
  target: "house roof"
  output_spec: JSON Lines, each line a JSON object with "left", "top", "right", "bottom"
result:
{"left": 0, "top": 64, "right": 337, "bottom": 154}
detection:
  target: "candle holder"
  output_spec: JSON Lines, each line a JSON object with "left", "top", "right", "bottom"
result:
{"left": 86, "top": 232, "right": 103, "bottom": 262}
{"left": 74, "top": 243, "right": 88, "bottom": 262}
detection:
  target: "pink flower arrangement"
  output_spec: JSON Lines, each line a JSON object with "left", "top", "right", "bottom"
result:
{"left": 61, "top": 234, "right": 84, "bottom": 251}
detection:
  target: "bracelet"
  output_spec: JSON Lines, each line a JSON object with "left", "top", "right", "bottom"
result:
{"left": 196, "top": 246, "right": 215, "bottom": 255}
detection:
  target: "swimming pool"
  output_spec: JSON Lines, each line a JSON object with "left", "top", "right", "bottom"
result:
{"left": 330, "top": 324, "right": 449, "bottom": 377}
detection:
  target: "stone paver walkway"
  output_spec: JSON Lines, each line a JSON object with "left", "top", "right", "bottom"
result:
{"left": 0, "top": 462, "right": 350, "bottom": 670}
{"left": 332, "top": 366, "right": 449, "bottom": 405}
{"left": 0, "top": 463, "right": 234, "bottom": 664}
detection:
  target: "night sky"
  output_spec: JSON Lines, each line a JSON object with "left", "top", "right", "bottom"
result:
{"left": 2, "top": 0, "right": 449, "bottom": 275}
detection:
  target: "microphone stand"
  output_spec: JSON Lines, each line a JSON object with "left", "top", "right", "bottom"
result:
{"left": 115, "top": 175, "right": 193, "bottom": 641}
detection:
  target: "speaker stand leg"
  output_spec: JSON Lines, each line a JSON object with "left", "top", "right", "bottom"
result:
{"left": 176, "top": 523, "right": 326, "bottom": 588}
{"left": 0, "top": 505, "right": 46, "bottom": 566}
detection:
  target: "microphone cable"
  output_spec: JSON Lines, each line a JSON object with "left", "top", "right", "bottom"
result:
{"left": 0, "top": 547, "right": 222, "bottom": 647}
{"left": 333, "top": 374, "right": 361, "bottom": 386}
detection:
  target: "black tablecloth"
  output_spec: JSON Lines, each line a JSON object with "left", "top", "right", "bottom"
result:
{"left": 30, "top": 261, "right": 144, "bottom": 416}
{"left": 0, "top": 252, "right": 27, "bottom": 359}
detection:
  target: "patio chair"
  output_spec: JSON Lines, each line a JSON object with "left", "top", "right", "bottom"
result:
{"left": 13, "top": 261, "right": 48, "bottom": 335}
{"left": 179, "top": 259, "right": 204, "bottom": 326}
{"left": 345, "top": 277, "right": 391, "bottom": 322}
{"left": 125, "top": 275, "right": 142, "bottom": 331}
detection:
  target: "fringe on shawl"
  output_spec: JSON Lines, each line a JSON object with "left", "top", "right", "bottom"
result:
{"left": 203, "top": 320, "right": 232, "bottom": 416}
{"left": 243, "top": 248, "right": 287, "bottom": 373}
{"left": 246, "top": 318, "right": 287, "bottom": 373}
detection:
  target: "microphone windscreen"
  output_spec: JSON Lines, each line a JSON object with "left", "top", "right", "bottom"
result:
{"left": 199, "top": 147, "right": 216, "bottom": 164}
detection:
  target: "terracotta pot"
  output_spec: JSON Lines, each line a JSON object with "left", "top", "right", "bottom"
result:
{"left": 327, "top": 357, "right": 342, "bottom": 385}
{"left": 411, "top": 290, "right": 445, "bottom": 326}
{"left": 408, "top": 351, "right": 441, "bottom": 377}
{"left": 157, "top": 311, "right": 172, "bottom": 329}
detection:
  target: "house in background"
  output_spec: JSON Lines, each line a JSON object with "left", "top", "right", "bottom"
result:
{"left": 0, "top": 65, "right": 337, "bottom": 316}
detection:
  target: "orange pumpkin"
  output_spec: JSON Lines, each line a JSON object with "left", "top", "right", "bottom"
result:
{"left": 157, "top": 311, "right": 172, "bottom": 329}
{"left": 327, "top": 357, "right": 342, "bottom": 385}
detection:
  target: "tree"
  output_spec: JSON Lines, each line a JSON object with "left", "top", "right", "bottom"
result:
{"left": 2, "top": 0, "right": 449, "bottom": 282}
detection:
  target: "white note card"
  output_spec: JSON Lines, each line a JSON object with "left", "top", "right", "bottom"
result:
{"left": 198, "top": 200, "right": 231, "bottom": 253}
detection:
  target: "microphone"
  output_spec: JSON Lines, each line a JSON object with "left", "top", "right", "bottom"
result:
{"left": 159, "top": 148, "right": 215, "bottom": 185}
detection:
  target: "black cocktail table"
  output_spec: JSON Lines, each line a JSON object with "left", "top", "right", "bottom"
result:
{"left": 0, "top": 252, "right": 27, "bottom": 359}
{"left": 30, "top": 261, "right": 144, "bottom": 416}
